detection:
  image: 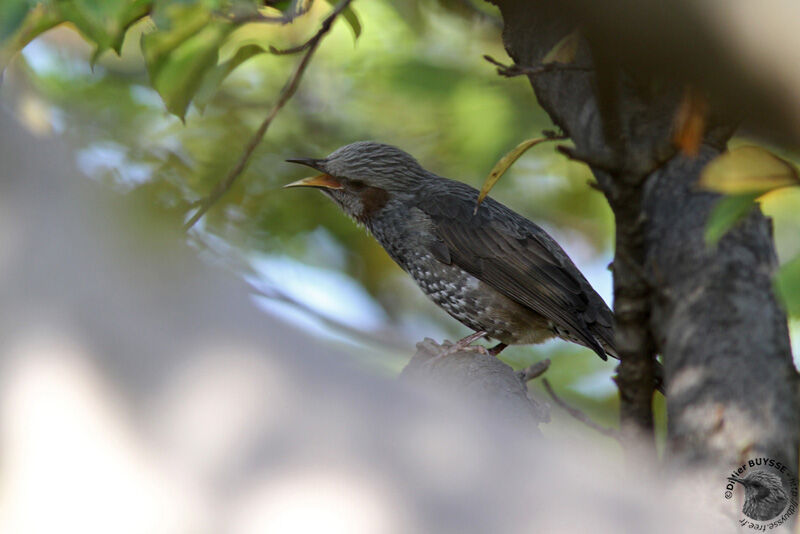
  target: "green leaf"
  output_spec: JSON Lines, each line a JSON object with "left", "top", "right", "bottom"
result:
{"left": 774, "top": 254, "right": 800, "bottom": 317}
{"left": 542, "top": 30, "right": 579, "bottom": 65}
{"left": 58, "top": 0, "right": 152, "bottom": 59}
{"left": 323, "top": 1, "right": 361, "bottom": 42}
{"left": 194, "top": 44, "right": 265, "bottom": 112}
{"left": 341, "top": 5, "right": 361, "bottom": 42}
{"left": 0, "top": 0, "right": 31, "bottom": 45}
{"left": 475, "top": 137, "right": 552, "bottom": 211}
{"left": 0, "top": 5, "right": 61, "bottom": 73}
{"left": 141, "top": 4, "right": 232, "bottom": 120}
{"left": 704, "top": 193, "right": 758, "bottom": 246}
{"left": 142, "top": 3, "right": 210, "bottom": 74}
{"left": 267, "top": 0, "right": 293, "bottom": 12}
{"left": 110, "top": 0, "right": 152, "bottom": 54}
{"left": 699, "top": 145, "right": 800, "bottom": 196}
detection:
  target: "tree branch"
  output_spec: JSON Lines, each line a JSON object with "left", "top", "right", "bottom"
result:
{"left": 542, "top": 379, "right": 619, "bottom": 439}
{"left": 488, "top": 0, "right": 798, "bottom": 474}
{"left": 483, "top": 54, "right": 591, "bottom": 78}
{"left": 184, "top": 0, "right": 355, "bottom": 231}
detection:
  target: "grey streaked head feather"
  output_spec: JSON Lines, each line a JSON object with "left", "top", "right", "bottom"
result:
{"left": 322, "top": 141, "right": 431, "bottom": 191}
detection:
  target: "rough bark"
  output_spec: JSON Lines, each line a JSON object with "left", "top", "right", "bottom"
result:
{"left": 488, "top": 0, "right": 799, "bottom": 473}
{"left": 400, "top": 339, "right": 549, "bottom": 428}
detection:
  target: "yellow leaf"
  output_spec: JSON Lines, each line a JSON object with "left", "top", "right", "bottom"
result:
{"left": 475, "top": 137, "right": 551, "bottom": 212}
{"left": 699, "top": 145, "right": 800, "bottom": 196}
{"left": 542, "top": 30, "right": 579, "bottom": 65}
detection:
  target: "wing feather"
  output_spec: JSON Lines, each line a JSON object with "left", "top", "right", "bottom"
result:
{"left": 417, "top": 182, "right": 614, "bottom": 358}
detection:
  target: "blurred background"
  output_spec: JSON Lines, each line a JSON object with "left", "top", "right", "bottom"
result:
{"left": 2, "top": 0, "right": 800, "bottom": 457}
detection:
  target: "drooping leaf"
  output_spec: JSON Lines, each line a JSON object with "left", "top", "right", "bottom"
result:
{"left": 774, "top": 254, "right": 800, "bottom": 317}
{"left": 322, "top": 1, "right": 361, "bottom": 42}
{"left": 475, "top": 137, "right": 551, "bottom": 211}
{"left": 542, "top": 30, "right": 579, "bottom": 65}
{"left": 704, "top": 193, "right": 758, "bottom": 246}
{"left": 341, "top": 5, "right": 361, "bottom": 42}
{"left": 141, "top": 4, "right": 232, "bottom": 120}
{"left": 109, "top": 0, "right": 152, "bottom": 54}
{"left": 59, "top": 0, "right": 152, "bottom": 60}
{"left": 194, "top": 44, "right": 265, "bottom": 112}
{"left": 672, "top": 85, "right": 707, "bottom": 157}
{"left": 699, "top": 145, "right": 800, "bottom": 196}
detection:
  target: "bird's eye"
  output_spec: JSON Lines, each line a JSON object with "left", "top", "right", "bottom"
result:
{"left": 349, "top": 180, "right": 366, "bottom": 191}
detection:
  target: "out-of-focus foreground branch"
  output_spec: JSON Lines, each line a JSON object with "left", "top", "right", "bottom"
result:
{"left": 0, "top": 105, "right": 729, "bottom": 534}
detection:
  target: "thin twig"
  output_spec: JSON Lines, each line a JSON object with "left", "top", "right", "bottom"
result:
{"left": 541, "top": 378, "right": 619, "bottom": 439}
{"left": 269, "top": 41, "right": 313, "bottom": 55}
{"left": 184, "top": 0, "right": 355, "bottom": 231}
{"left": 250, "top": 285, "right": 410, "bottom": 351}
{"left": 518, "top": 358, "right": 551, "bottom": 382}
{"left": 483, "top": 55, "right": 592, "bottom": 78}
{"left": 586, "top": 179, "right": 604, "bottom": 192}
{"left": 188, "top": 229, "right": 410, "bottom": 351}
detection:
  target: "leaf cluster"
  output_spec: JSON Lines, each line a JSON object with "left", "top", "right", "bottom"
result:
{"left": 1, "top": 0, "right": 362, "bottom": 120}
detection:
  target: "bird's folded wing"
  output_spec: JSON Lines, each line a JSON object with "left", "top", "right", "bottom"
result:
{"left": 420, "top": 193, "right": 607, "bottom": 357}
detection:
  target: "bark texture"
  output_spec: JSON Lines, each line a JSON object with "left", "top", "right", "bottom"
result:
{"left": 488, "top": 0, "right": 799, "bottom": 472}
{"left": 400, "top": 338, "right": 548, "bottom": 428}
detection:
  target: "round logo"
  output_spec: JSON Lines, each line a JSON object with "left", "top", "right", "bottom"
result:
{"left": 724, "top": 457, "right": 798, "bottom": 529}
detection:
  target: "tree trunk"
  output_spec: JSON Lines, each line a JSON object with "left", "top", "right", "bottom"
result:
{"left": 488, "top": 0, "right": 799, "bottom": 474}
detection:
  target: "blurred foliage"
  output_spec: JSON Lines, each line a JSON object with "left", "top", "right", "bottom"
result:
{"left": 701, "top": 143, "right": 800, "bottom": 317}
{"left": 6, "top": 0, "right": 800, "bottom": 439}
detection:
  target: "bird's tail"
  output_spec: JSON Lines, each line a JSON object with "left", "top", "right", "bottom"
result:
{"left": 590, "top": 323, "right": 666, "bottom": 394}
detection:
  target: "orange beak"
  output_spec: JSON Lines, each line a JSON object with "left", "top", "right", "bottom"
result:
{"left": 283, "top": 174, "right": 344, "bottom": 190}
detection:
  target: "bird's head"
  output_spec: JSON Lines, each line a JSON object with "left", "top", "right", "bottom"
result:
{"left": 728, "top": 470, "right": 788, "bottom": 517}
{"left": 284, "top": 141, "right": 428, "bottom": 224}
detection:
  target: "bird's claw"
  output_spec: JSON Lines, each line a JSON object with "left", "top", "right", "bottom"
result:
{"left": 429, "top": 331, "right": 488, "bottom": 362}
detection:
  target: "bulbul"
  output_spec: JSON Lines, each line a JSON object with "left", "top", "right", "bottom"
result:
{"left": 285, "top": 141, "right": 619, "bottom": 363}
{"left": 728, "top": 470, "right": 789, "bottom": 521}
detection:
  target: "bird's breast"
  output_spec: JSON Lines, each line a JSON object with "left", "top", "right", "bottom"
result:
{"left": 393, "top": 247, "right": 554, "bottom": 344}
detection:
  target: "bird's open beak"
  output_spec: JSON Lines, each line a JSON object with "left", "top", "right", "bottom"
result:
{"left": 286, "top": 157, "right": 326, "bottom": 170}
{"left": 284, "top": 157, "right": 342, "bottom": 190}
{"left": 283, "top": 174, "right": 344, "bottom": 190}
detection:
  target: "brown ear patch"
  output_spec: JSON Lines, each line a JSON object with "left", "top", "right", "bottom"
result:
{"left": 358, "top": 186, "right": 390, "bottom": 222}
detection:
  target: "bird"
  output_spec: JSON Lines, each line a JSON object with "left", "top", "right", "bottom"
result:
{"left": 728, "top": 470, "right": 789, "bottom": 521}
{"left": 285, "top": 141, "right": 627, "bottom": 374}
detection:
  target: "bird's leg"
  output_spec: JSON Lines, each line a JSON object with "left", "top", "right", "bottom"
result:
{"left": 431, "top": 331, "right": 488, "bottom": 361}
{"left": 452, "top": 330, "right": 488, "bottom": 351}
{"left": 488, "top": 343, "right": 507, "bottom": 357}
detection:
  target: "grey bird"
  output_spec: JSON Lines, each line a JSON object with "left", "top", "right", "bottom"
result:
{"left": 728, "top": 470, "right": 789, "bottom": 521}
{"left": 285, "top": 142, "right": 624, "bottom": 369}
